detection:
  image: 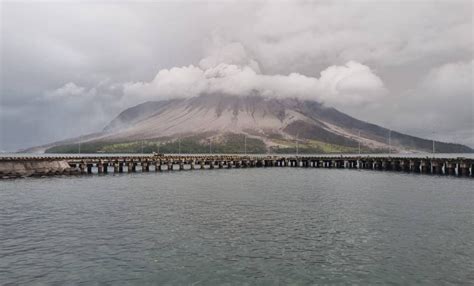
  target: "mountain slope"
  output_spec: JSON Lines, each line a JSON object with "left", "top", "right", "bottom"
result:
{"left": 43, "top": 94, "right": 472, "bottom": 154}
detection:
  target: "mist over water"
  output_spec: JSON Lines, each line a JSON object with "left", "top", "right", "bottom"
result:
{"left": 1, "top": 168, "right": 473, "bottom": 284}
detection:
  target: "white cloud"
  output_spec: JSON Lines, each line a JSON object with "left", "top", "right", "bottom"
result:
{"left": 318, "top": 61, "right": 386, "bottom": 106}
{"left": 123, "top": 43, "right": 387, "bottom": 108}
{"left": 44, "top": 82, "right": 96, "bottom": 99}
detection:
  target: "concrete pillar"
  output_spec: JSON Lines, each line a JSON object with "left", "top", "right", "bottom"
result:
{"left": 392, "top": 161, "right": 400, "bottom": 171}
{"left": 431, "top": 161, "right": 442, "bottom": 175}
{"left": 87, "top": 164, "right": 93, "bottom": 174}
{"left": 409, "top": 160, "right": 419, "bottom": 173}
{"left": 79, "top": 163, "right": 86, "bottom": 174}
{"left": 420, "top": 160, "right": 429, "bottom": 174}
{"left": 128, "top": 162, "right": 136, "bottom": 172}
{"left": 97, "top": 163, "right": 104, "bottom": 174}
{"left": 459, "top": 162, "right": 469, "bottom": 176}
{"left": 399, "top": 160, "right": 408, "bottom": 172}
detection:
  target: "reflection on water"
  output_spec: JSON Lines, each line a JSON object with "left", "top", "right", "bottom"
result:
{"left": 1, "top": 168, "right": 473, "bottom": 284}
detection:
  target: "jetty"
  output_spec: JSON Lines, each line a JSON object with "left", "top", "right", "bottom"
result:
{"left": 0, "top": 154, "right": 473, "bottom": 179}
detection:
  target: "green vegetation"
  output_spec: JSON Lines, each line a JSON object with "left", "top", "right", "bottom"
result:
{"left": 269, "top": 139, "right": 368, "bottom": 154}
{"left": 45, "top": 133, "right": 386, "bottom": 155}
{"left": 45, "top": 133, "right": 267, "bottom": 154}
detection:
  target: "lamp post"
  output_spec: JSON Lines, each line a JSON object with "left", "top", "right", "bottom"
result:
{"left": 296, "top": 132, "right": 299, "bottom": 157}
{"left": 358, "top": 130, "right": 361, "bottom": 155}
{"left": 244, "top": 135, "right": 247, "bottom": 155}
{"left": 388, "top": 129, "right": 392, "bottom": 155}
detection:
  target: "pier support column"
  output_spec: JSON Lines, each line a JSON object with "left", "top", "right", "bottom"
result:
{"left": 79, "top": 163, "right": 86, "bottom": 174}
{"left": 431, "top": 161, "right": 442, "bottom": 175}
{"left": 420, "top": 161, "right": 429, "bottom": 174}
{"left": 459, "top": 162, "right": 469, "bottom": 177}
{"left": 399, "top": 160, "right": 408, "bottom": 172}
{"left": 409, "top": 160, "right": 420, "bottom": 173}
{"left": 97, "top": 163, "right": 104, "bottom": 174}
{"left": 445, "top": 162, "right": 455, "bottom": 175}
{"left": 128, "top": 162, "right": 136, "bottom": 173}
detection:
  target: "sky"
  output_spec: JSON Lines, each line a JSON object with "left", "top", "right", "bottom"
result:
{"left": 0, "top": 0, "right": 473, "bottom": 151}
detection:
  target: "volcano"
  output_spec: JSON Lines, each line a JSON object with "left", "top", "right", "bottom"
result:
{"left": 40, "top": 94, "right": 472, "bottom": 154}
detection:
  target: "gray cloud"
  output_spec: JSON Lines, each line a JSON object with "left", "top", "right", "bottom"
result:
{"left": 1, "top": 1, "right": 472, "bottom": 151}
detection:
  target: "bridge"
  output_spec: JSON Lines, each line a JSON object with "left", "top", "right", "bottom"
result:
{"left": 0, "top": 155, "right": 473, "bottom": 179}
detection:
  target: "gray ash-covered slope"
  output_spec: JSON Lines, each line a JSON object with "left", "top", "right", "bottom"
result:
{"left": 96, "top": 94, "right": 471, "bottom": 153}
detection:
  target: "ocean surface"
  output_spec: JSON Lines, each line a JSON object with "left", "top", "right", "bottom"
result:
{"left": 1, "top": 168, "right": 473, "bottom": 285}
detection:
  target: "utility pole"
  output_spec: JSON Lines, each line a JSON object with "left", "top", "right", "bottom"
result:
{"left": 244, "top": 135, "right": 247, "bottom": 155}
{"left": 141, "top": 140, "right": 144, "bottom": 154}
{"left": 388, "top": 129, "right": 392, "bottom": 155}
{"left": 178, "top": 138, "right": 180, "bottom": 155}
{"left": 209, "top": 139, "right": 212, "bottom": 154}
{"left": 78, "top": 134, "right": 81, "bottom": 154}
{"left": 432, "top": 132, "right": 435, "bottom": 154}
{"left": 358, "top": 130, "right": 361, "bottom": 155}
{"left": 296, "top": 132, "right": 299, "bottom": 157}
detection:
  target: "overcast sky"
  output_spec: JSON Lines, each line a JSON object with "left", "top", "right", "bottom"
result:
{"left": 1, "top": 0, "right": 473, "bottom": 151}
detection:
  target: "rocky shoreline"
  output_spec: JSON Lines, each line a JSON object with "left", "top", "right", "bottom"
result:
{"left": 0, "top": 160, "right": 79, "bottom": 179}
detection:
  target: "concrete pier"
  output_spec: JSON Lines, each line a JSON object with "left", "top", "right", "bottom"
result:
{"left": 0, "top": 155, "right": 473, "bottom": 179}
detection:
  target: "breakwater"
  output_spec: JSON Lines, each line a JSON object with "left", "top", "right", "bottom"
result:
{"left": 1, "top": 155, "right": 473, "bottom": 179}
